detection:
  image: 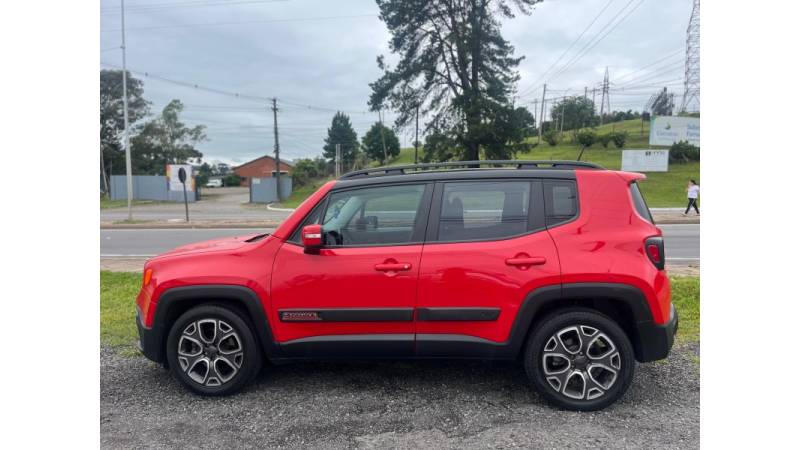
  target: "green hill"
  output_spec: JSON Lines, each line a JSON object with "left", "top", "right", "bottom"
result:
{"left": 384, "top": 118, "right": 698, "bottom": 207}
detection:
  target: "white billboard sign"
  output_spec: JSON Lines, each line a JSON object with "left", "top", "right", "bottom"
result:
{"left": 621, "top": 149, "right": 669, "bottom": 172}
{"left": 649, "top": 116, "right": 700, "bottom": 146}
{"left": 166, "top": 164, "right": 193, "bottom": 191}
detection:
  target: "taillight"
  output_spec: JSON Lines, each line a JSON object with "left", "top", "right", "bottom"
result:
{"left": 143, "top": 268, "right": 153, "bottom": 287}
{"left": 644, "top": 236, "right": 665, "bottom": 270}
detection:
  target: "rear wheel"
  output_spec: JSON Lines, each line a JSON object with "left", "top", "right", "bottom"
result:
{"left": 524, "top": 309, "right": 635, "bottom": 411}
{"left": 166, "top": 305, "right": 262, "bottom": 396}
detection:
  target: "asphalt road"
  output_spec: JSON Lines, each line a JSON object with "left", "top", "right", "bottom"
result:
{"left": 100, "top": 224, "right": 699, "bottom": 262}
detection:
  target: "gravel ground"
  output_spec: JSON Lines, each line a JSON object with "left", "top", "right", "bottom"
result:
{"left": 101, "top": 343, "right": 699, "bottom": 449}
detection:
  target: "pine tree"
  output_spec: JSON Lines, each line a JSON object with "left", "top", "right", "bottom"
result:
{"left": 369, "top": 0, "right": 542, "bottom": 161}
{"left": 362, "top": 122, "right": 401, "bottom": 165}
{"left": 322, "top": 112, "right": 359, "bottom": 166}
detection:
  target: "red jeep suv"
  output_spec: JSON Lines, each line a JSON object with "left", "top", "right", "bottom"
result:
{"left": 136, "top": 160, "right": 677, "bottom": 411}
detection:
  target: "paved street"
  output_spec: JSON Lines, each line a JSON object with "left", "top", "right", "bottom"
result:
{"left": 101, "top": 187, "right": 292, "bottom": 222}
{"left": 101, "top": 224, "right": 699, "bottom": 262}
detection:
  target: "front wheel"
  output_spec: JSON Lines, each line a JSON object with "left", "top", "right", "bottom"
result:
{"left": 524, "top": 309, "right": 635, "bottom": 411}
{"left": 166, "top": 305, "right": 262, "bottom": 396}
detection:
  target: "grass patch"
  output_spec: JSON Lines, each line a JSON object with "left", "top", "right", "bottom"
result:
{"left": 277, "top": 177, "right": 333, "bottom": 209}
{"left": 101, "top": 198, "right": 164, "bottom": 209}
{"left": 670, "top": 275, "right": 700, "bottom": 343}
{"left": 100, "top": 269, "right": 700, "bottom": 353}
{"left": 100, "top": 271, "right": 141, "bottom": 351}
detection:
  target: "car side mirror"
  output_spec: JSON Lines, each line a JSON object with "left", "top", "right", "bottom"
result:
{"left": 301, "top": 224, "right": 323, "bottom": 253}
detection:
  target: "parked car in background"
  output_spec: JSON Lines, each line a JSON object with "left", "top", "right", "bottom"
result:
{"left": 135, "top": 160, "right": 676, "bottom": 411}
{"left": 205, "top": 178, "right": 223, "bottom": 188}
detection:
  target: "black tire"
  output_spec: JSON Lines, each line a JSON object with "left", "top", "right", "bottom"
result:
{"left": 166, "top": 305, "right": 262, "bottom": 396}
{"left": 523, "top": 308, "right": 635, "bottom": 411}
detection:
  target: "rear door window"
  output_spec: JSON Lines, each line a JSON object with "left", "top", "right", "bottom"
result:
{"left": 436, "top": 181, "right": 531, "bottom": 242}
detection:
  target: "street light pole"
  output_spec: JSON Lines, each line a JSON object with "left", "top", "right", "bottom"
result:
{"left": 120, "top": 0, "right": 133, "bottom": 221}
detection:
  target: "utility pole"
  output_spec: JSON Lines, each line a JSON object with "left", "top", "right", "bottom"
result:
{"left": 414, "top": 105, "right": 419, "bottom": 165}
{"left": 560, "top": 97, "right": 566, "bottom": 134}
{"left": 538, "top": 84, "right": 547, "bottom": 143}
{"left": 592, "top": 88, "right": 597, "bottom": 116}
{"left": 584, "top": 87, "right": 588, "bottom": 100}
{"left": 120, "top": 0, "right": 133, "bottom": 221}
{"left": 378, "top": 110, "right": 388, "bottom": 163}
{"left": 532, "top": 99, "right": 538, "bottom": 133}
{"left": 335, "top": 144, "right": 342, "bottom": 177}
{"left": 271, "top": 98, "right": 282, "bottom": 201}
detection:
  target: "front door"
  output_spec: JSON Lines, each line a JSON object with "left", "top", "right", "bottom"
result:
{"left": 415, "top": 179, "right": 562, "bottom": 356}
{"left": 270, "top": 183, "right": 432, "bottom": 358}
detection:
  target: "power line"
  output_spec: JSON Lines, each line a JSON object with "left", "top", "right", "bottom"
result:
{"left": 517, "top": 0, "right": 616, "bottom": 98}
{"left": 101, "top": 61, "right": 273, "bottom": 102}
{"left": 100, "top": 0, "right": 289, "bottom": 14}
{"left": 277, "top": 99, "right": 369, "bottom": 115}
{"left": 101, "top": 13, "right": 377, "bottom": 32}
{"left": 612, "top": 50, "right": 684, "bottom": 83}
{"left": 546, "top": 0, "right": 646, "bottom": 85}
{"left": 615, "top": 65, "right": 683, "bottom": 88}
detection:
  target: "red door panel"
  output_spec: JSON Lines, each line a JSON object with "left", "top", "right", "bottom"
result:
{"left": 416, "top": 231, "right": 561, "bottom": 343}
{"left": 270, "top": 242, "right": 422, "bottom": 343}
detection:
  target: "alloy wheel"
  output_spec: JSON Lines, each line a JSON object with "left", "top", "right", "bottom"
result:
{"left": 177, "top": 319, "right": 244, "bottom": 387}
{"left": 541, "top": 325, "right": 621, "bottom": 401}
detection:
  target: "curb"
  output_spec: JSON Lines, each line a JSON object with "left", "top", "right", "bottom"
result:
{"left": 656, "top": 219, "right": 700, "bottom": 225}
{"left": 101, "top": 217, "right": 697, "bottom": 229}
{"left": 266, "top": 203, "right": 296, "bottom": 212}
{"left": 101, "top": 222, "right": 281, "bottom": 230}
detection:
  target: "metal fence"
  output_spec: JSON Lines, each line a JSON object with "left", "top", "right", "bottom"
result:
{"left": 249, "top": 177, "right": 293, "bottom": 203}
{"left": 109, "top": 175, "right": 197, "bottom": 202}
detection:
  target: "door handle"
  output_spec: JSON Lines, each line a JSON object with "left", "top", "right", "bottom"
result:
{"left": 505, "top": 256, "right": 547, "bottom": 266}
{"left": 374, "top": 262, "right": 412, "bottom": 272}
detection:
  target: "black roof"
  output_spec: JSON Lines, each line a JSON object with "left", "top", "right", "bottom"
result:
{"left": 334, "top": 160, "right": 603, "bottom": 190}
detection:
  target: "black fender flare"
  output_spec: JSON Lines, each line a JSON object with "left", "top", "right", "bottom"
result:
{"left": 144, "top": 285, "right": 282, "bottom": 363}
{"left": 505, "top": 283, "right": 667, "bottom": 362}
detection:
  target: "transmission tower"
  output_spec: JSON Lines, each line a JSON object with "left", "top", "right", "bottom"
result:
{"left": 680, "top": 0, "right": 700, "bottom": 113}
{"left": 599, "top": 67, "right": 611, "bottom": 124}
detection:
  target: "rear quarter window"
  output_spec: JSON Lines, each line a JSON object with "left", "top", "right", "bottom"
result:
{"left": 544, "top": 180, "right": 578, "bottom": 227}
{"left": 630, "top": 182, "right": 654, "bottom": 223}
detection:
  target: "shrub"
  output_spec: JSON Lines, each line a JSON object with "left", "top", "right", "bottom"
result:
{"left": 669, "top": 140, "right": 700, "bottom": 163}
{"left": 223, "top": 173, "right": 242, "bottom": 186}
{"left": 543, "top": 130, "right": 560, "bottom": 146}
{"left": 576, "top": 130, "right": 597, "bottom": 148}
{"left": 575, "top": 130, "right": 597, "bottom": 161}
{"left": 612, "top": 131, "right": 627, "bottom": 148}
{"left": 598, "top": 133, "right": 612, "bottom": 148}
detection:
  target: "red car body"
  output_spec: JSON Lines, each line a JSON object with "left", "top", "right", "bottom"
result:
{"left": 136, "top": 161, "right": 677, "bottom": 407}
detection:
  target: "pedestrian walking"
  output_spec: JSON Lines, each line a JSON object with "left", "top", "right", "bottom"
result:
{"left": 683, "top": 179, "right": 700, "bottom": 216}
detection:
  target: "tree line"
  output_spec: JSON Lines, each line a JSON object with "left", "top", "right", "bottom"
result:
{"left": 100, "top": 69, "right": 207, "bottom": 193}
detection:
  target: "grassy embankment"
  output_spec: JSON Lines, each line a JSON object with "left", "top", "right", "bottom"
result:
{"left": 384, "top": 118, "right": 699, "bottom": 207}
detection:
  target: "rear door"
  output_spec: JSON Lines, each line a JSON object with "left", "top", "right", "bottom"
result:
{"left": 415, "top": 179, "right": 561, "bottom": 356}
{"left": 270, "top": 182, "right": 432, "bottom": 358}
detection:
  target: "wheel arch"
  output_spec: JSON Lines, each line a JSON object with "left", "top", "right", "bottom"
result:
{"left": 510, "top": 283, "right": 656, "bottom": 362}
{"left": 148, "top": 285, "right": 281, "bottom": 364}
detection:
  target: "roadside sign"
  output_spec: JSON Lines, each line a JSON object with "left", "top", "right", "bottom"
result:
{"left": 621, "top": 149, "right": 669, "bottom": 172}
{"left": 167, "top": 164, "right": 193, "bottom": 191}
{"left": 649, "top": 116, "right": 700, "bottom": 146}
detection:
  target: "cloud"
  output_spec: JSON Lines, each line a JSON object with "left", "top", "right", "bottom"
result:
{"left": 101, "top": 0, "right": 693, "bottom": 162}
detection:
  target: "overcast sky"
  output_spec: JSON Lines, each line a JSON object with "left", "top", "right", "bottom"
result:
{"left": 100, "top": 0, "right": 692, "bottom": 166}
